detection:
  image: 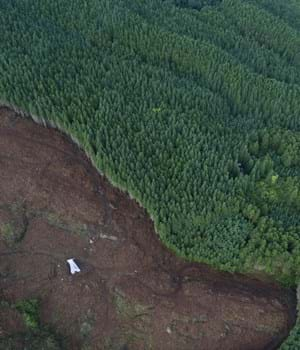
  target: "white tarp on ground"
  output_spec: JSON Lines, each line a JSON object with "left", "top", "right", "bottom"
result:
{"left": 67, "top": 258, "right": 81, "bottom": 274}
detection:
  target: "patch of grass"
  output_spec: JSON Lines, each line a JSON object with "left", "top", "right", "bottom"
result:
{"left": 46, "top": 212, "right": 90, "bottom": 237}
{"left": 0, "top": 202, "right": 28, "bottom": 245}
{"left": 0, "top": 298, "right": 66, "bottom": 350}
{"left": 79, "top": 309, "right": 95, "bottom": 349}
{"left": 0, "top": 330, "right": 63, "bottom": 350}
{"left": 15, "top": 299, "right": 40, "bottom": 330}
{"left": 103, "top": 335, "right": 130, "bottom": 350}
{"left": 113, "top": 290, "right": 154, "bottom": 348}
{"left": 0, "top": 223, "right": 14, "bottom": 245}
{"left": 114, "top": 290, "right": 153, "bottom": 321}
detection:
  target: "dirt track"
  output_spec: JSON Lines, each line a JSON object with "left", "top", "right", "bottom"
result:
{"left": 0, "top": 106, "right": 296, "bottom": 349}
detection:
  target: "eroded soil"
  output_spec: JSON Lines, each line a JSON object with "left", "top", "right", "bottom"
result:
{"left": 0, "top": 107, "right": 296, "bottom": 349}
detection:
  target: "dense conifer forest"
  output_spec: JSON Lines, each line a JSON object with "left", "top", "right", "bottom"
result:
{"left": 0, "top": 0, "right": 300, "bottom": 347}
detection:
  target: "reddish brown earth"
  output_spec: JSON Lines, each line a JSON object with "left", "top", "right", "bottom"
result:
{"left": 0, "top": 106, "right": 296, "bottom": 349}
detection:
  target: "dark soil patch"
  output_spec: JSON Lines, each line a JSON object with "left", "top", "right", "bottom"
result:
{"left": 0, "top": 107, "right": 296, "bottom": 349}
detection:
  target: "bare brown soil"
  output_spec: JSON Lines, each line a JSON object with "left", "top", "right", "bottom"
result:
{"left": 0, "top": 106, "right": 296, "bottom": 349}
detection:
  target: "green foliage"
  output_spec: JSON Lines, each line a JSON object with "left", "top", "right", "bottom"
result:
{"left": 280, "top": 324, "right": 300, "bottom": 350}
{"left": 0, "top": 223, "right": 14, "bottom": 245}
{"left": 0, "top": 202, "right": 28, "bottom": 245}
{"left": 0, "top": 329, "right": 63, "bottom": 350}
{"left": 0, "top": 299, "right": 64, "bottom": 350}
{"left": 15, "top": 299, "right": 40, "bottom": 330}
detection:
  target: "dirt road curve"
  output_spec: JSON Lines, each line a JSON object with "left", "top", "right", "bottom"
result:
{"left": 0, "top": 107, "right": 296, "bottom": 349}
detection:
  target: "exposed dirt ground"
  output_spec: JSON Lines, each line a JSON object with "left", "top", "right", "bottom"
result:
{"left": 0, "top": 106, "right": 296, "bottom": 349}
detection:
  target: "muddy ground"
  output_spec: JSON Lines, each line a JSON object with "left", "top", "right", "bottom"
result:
{"left": 0, "top": 106, "right": 296, "bottom": 349}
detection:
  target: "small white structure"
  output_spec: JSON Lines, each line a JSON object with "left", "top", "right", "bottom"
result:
{"left": 67, "top": 258, "right": 81, "bottom": 275}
